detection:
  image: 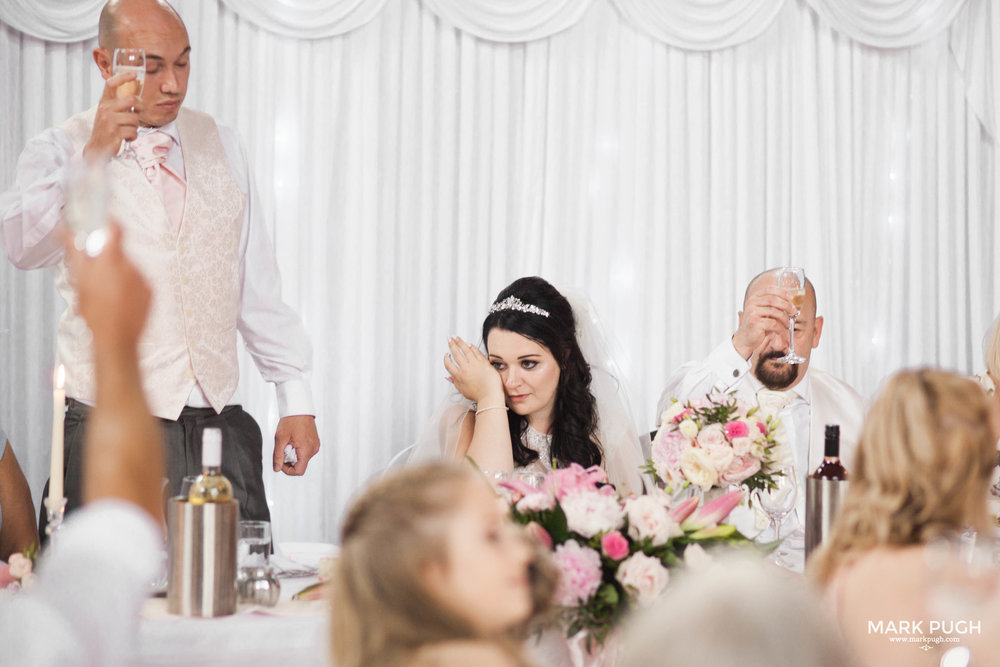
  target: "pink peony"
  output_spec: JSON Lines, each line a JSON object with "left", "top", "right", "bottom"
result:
{"left": 616, "top": 552, "right": 670, "bottom": 607}
{"left": 561, "top": 489, "right": 624, "bottom": 538}
{"left": 720, "top": 455, "right": 762, "bottom": 485}
{"left": 724, "top": 420, "right": 749, "bottom": 439}
{"left": 696, "top": 423, "right": 726, "bottom": 449}
{"left": 516, "top": 491, "right": 556, "bottom": 513}
{"left": 651, "top": 431, "right": 687, "bottom": 485}
{"left": 552, "top": 541, "right": 603, "bottom": 606}
{"left": 601, "top": 531, "right": 630, "bottom": 561}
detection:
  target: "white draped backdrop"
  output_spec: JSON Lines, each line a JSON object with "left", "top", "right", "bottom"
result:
{"left": 1, "top": 0, "right": 998, "bottom": 543}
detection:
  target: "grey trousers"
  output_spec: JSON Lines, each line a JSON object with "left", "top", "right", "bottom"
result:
{"left": 40, "top": 399, "right": 271, "bottom": 536}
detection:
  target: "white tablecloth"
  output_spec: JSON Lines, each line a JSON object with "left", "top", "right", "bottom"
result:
{"left": 135, "top": 575, "right": 330, "bottom": 666}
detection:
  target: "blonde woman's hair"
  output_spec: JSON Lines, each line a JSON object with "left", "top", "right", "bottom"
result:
{"left": 330, "top": 463, "right": 556, "bottom": 667}
{"left": 810, "top": 368, "right": 996, "bottom": 585}
{"left": 984, "top": 313, "right": 1000, "bottom": 395}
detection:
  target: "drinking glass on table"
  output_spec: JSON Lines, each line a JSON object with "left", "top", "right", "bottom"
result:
{"left": 238, "top": 520, "right": 271, "bottom": 569}
{"left": 112, "top": 48, "right": 145, "bottom": 159}
{"left": 754, "top": 467, "right": 798, "bottom": 565}
{"left": 776, "top": 267, "right": 806, "bottom": 364}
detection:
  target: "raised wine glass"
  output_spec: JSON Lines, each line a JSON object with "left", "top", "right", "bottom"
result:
{"left": 112, "top": 48, "right": 145, "bottom": 159}
{"left": 754, "top": 466, "right": 798, "bottom": 565}
{"left": 777, "top": 267, "right": 806, "bottom": 364}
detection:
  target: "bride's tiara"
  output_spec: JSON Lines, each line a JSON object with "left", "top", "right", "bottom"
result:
{"left": 488, "top": 296, "right": 550, "bottom": 318}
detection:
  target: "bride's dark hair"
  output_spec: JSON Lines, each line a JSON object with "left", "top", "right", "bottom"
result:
{"left": 482, "top": 276, "right": 603, "bottom": 469}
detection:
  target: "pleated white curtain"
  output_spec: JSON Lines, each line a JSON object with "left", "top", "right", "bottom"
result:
{"left": 1, "top": 0, "right": 997, "bottom": 544}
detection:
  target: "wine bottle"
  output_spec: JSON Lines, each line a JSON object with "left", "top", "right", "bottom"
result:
{"left": 811, "top": 424, "right": 848, "bottom": 480}
{"left": 188, "top": 427, "right": 233, "bottom": 504}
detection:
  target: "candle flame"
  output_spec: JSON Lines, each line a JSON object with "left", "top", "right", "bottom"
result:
{"left": 55, "top": 364, "right": 65, "bottom": 390}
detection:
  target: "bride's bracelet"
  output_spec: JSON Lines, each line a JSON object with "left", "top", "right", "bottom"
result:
{"left": 475, "top": 405, "right": 509, "bottom": 416}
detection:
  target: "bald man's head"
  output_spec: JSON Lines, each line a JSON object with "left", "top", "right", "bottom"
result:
{"left": 98, "top": 0, "right": 185, "bottom": 51}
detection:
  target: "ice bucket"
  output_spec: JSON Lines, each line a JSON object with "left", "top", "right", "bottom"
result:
{"left": 805, "top": 477, "right": 848, "bottom": 562}
{"left": 166, "top": 497, "right": 238, "bottom": 616}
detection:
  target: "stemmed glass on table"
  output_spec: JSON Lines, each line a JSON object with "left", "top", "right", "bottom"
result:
{"left": 112, "top": 48, "right": 145, "bottom": 159}
{"left": 777, "top": 267, "right": 806, "bottom": 364}
{"left": 754, "top": 466, "right": 798, "bottom": 566}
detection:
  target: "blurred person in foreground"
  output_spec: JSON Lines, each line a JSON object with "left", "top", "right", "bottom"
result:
{"left": 810, "top": 368, "right": 1000, "bottom": 666}
{"left": 976, "top": 312, "right": 1000, "bottom": 407}
{"left": 621, "top": 554, "right": 857, "bottom": 667}
{"left": 332, "top": 463, "right": 557, "bottom": 667}
{"left": 0, "top": 224, "right": 165, "bottom": 665}
{"left": 0, "top": 429, "right": 39, "bottom": 567}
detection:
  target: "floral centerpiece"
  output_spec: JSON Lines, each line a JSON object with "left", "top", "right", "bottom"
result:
{"left": 0, "top": 545, "right": 38, "bottom": 593}
{"left": 647, "top": 392, "right": 788, "bottom": 497}
{"left": 502, "top": 464, "right": 751, "bottom": 650}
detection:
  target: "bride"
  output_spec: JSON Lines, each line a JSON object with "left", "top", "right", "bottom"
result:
{"left": 411, "top": 276, "right": 646, "bottom": 495}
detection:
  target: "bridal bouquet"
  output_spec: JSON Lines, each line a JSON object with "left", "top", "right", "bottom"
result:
{"left": 0, "top": 545, "right": 38, "bottom": 592}
{"left": 502, "top": 465, "right": 750, "bottom": 649}
{"left": 647, "top": 393, "right": 787, "bottom": 497}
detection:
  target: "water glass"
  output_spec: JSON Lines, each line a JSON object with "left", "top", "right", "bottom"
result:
{"left": 238, "top": 520, "right": 271, "bottom": 569}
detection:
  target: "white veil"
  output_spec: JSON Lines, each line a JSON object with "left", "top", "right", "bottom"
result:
{"left": 407, "top": 287, "right": 648, "bottom": 497}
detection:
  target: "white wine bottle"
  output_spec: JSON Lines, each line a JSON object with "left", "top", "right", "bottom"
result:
{"left": 188, "top": 427, "right": 233, "bottom": 504}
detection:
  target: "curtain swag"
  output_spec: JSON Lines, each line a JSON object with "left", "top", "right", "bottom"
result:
{"left": 0, "top": 0, "right": 978, "bottom": 48}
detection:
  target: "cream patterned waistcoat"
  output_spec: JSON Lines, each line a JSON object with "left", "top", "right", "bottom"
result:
{"left": 57, "top": 107, "right": 245, "bottom": 420}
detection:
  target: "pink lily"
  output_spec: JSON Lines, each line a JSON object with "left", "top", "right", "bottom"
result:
{"left": 681, "top": 488, "right": 745, "bottom": 531}
{"left": 667, "top": 496, "right": 700, "bottom": 524}
{"left": 499, "top": 478, "right": 540, "bottom": 499}
{"left": 524, "top": 521, "right": 553, "bottom": 549}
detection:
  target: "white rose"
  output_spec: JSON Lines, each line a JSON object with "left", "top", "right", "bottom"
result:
{"left": 680, "top": 447, "right": 718, "bottom": 490}
{"left": 616, "top": 552, "right": 670, "bottom": 607}
{"left": 561, "top": 489, "right": 624, "bottom": 538}
{"left": 756, "top": 391, "right": 789, "bottom": 418}
{"left": 625, "top": 495, "right": 682, "bottom": 546}
{"left": 516, "top": 492, "right": 556, "bottom": 513}
{"left": 678, "top": 419, "right": 699, "bottom": 440}
{"left": 749, "top": 441, "right": 766, "bottom": 460}
{"left": 7, "top": 553, "right": 32, "bottom": 580}
{"left": 703, "top": 442, "right": 735, "bottom": 472}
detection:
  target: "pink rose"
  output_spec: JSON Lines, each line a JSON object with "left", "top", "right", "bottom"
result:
{"left": 671, "top": 408, "right": 692, "bottom": 424}
{"left": 7, "top": 553, "right": 32, "bottom": 580}
{"left": 601, "top": 531, "right": 630, "bottom": 561}
{"left": 616, "top": 552, "right": 670, "bottom": 607}
{"left": 625, "top": 495, "right": 682, "bottom": 546}
{"left": 552, "top": 541, "right": 603, "bottom": 606}
{"left": 724, "top": 420, "right": 749, "bottom": 439}
{"left": 720, "top": 455, "right": 761, "bottom": 485}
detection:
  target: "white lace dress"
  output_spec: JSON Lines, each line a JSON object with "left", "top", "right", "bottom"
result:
{"left": 513, "top": 425, "right": 552, "bottom": 476}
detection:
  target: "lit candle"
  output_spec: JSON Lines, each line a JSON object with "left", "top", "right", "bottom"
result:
{"left": 50, "top": 365, "right": 65, "bottom": 503}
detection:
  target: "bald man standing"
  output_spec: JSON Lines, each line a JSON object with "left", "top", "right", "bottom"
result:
{"left": 658, "top": 269, "right": 865, "bottom": 542}
{"left": 1, "top": 0, "right": 320, "bottom": 529}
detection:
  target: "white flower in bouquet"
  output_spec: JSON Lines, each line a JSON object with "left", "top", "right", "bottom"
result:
{"left": 703, "top": 441, "right": 735, "bottom": 473}
{"left": 561, "top": 489, "right": 624, "bottom": 538}
{"left": 516, "top": 491, "right": 556, "bottom": 513}
{"left": 678, "top": 418, "right": 699, "bottom": 440}
{"left": 616, "top": 552, "right": 670, "bottom": 607}
{"left": 625, "top": 495, "right": 682, "bottom": 546}
{"left": 755, "top": 391, "right": 789, "bottom": 418}
{"left": 680, "top": 447, "right": 719, "bottom": 490}
{"left": 731, "top": 435, "right": 753, "bottom": 457}
{"left": 661, "top": 400, "right": 688, "bottom": 424}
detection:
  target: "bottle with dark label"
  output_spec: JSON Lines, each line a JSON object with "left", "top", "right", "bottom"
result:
{"left": 188, "top": 427, "right": 233, "bottom": 504}
{"left": 805, "top": 425, "right": 850, "bottom": 560}
{"left": 811, "top": 425, "right": 848, "bottom": 481}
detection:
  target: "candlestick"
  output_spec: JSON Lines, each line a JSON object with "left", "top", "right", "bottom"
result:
{"left": 50, "top": 365, "right": 65, "bottom": 504}
{"left": 44, "top": 496, "right": 67, "bottom": 537}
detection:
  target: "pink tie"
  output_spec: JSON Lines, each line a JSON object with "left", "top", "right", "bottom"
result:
{"left": 132, "top": 130, "right": 186, "bottom": 230}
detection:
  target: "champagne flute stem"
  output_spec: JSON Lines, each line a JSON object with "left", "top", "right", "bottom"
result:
{"left": 787, "top": 316, "right": 796, "bottom": 357}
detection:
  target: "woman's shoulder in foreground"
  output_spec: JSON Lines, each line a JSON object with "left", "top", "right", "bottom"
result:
{"left": 411, "top": 640, "right": 528, "bottom": 667}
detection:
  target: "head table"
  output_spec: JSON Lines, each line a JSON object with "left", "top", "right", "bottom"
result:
{"left": 134, "top": 551, "right": 331, "bottom": 666}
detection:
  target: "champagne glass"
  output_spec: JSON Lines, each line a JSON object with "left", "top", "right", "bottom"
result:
{"left": 112, "top": 48, "right": 145, "bottom": 158}
{"left": 777, "top": 267, "right": 806, "bottom": 364}
{"left": 754, "top": 466, "right": 798, "bottom": 564}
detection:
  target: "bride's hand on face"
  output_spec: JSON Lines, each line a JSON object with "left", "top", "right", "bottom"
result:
{"left": 444, "top": 337, "right": 505, "bottom": 406}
